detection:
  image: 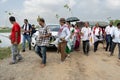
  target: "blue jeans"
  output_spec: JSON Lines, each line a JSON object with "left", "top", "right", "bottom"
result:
{"left": 35, "top": 46, "right": 47, "bottom": 64}
{"left": 22, "top": 34, "right": 31, "bottom": 50}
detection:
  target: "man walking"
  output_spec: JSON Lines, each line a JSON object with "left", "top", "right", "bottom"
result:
{"left": 58, "top": 18, "right": 70, "bottom": 62}
{"left": 22, "top": 19, "right": 32, "bottom": 52}
{"left": 35, "top": 18, "right": 51, "bottom": 68}
{"left": 93, "top": 23, "right": 102, "bottom": 52}
{"left": 9, "top": 16, "right": 23, "bottom": 64}
{"left": 105, "top": 21, "right": 114, "bottom": 52}
{"left": 81, "top": 22, "right": 91, "bottom": 56}
{"left": 110, "top": 23, "right": 120, "bottom": 59}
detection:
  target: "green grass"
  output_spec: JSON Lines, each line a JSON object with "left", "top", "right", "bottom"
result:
{"left": 0, "top": 47, "right": 11, "bottom": 60}
{"left": 0, "top": 29, "right": 11, "bottom": 33}
{"left": 0, "top": 43, "right": 29, "bottom": 60}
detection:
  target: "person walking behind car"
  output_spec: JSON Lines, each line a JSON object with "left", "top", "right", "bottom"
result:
{"left": 35, "top": 17, "right": 51, "bottom": 68}
{"left": 31, "top": 24, "right": 36, "bottom": 37}
{"left": 93, "top": 23, "right": 103, "bottom": 52}
{"left": 81, "top": 22, "right": 91, "bottom": 56}
{"left": 110, "top": 23, "right": 120, "bottom": 59}
{"left": 105, "top": 21, "right": 115, "bottom": 52}
{"left": 58, "top": 18, "right": 70, "bottom": 62}
{"left": 9, "top": 16, "right": 23, "bottom": 64}
{"left": 22, "top": 19, "right": 32, "bottom": 52}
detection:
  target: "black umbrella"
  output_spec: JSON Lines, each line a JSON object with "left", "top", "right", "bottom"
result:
{"left": 66, "top": 17, "right": 80, "bottom": 22}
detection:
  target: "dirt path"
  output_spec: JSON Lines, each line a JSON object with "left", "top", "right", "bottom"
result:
{"left": 0, "top": 45, "right": 120, "bottom": 80}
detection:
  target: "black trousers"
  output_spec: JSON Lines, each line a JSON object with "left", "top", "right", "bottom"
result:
{"left": 106, "top": 35, "right": 112, "bottom": 51}
{"left": 83, "top": 40, "right": 89, "bottom": 54}
{"left": 111, "top": 42, "right": 120, "bottom": 59}
{"left": 94, "top": 41, "right": 100, "bottom": 52}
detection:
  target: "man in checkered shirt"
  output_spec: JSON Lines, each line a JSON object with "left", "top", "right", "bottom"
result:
{"left": 35, "top": 18, "right": 51, "bottom": 68}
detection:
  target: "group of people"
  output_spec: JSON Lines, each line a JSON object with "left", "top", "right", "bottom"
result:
{"left": 8, "top": 16, "right": 120, "bottom": 68}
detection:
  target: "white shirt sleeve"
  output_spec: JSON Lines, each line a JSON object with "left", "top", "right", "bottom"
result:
{"left": 81, "top": 28, "right": 84, "bottom": 33}
{"left": 89, "top": 28, "right": 92, "bottom": 34}
{"left": 105, "top": 26, "right": 107, "bottom": 33}
{"left": 65, "top": 27, "right": 71, "bottom": 41}
{"left": 111, "top": 27, "right": 115, "bottom": 37}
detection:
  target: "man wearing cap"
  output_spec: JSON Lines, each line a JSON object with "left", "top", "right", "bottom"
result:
{"left": 58, "top": 18, "right": 70, "bottom": 62}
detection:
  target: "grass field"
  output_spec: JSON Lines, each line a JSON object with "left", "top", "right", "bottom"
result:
{"left": 0, "top": 28, "right": 11, "bottom": 33}
{"left": 0, "top": 47, "right": 11, "bottom": 60}
{"left": 0, "top": 43, "right": 29, "bottom": 60}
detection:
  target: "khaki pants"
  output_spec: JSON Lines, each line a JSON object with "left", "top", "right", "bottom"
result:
{"left": 58, "top": 42, "right": 67, "bottom": 61}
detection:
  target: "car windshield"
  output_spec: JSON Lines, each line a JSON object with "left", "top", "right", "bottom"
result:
{"left": 48, "top": 25, "right": 60, "bottom": 31}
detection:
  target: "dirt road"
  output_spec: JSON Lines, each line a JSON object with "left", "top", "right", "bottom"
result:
{"left": 0, "top": 45, "right": 120, "bottom": 80}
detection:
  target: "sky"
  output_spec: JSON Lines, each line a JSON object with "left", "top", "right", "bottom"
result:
{"left": 0, "top": 0, "right": 120, "bottom": 27}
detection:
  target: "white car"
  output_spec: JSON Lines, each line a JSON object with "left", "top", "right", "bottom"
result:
{"left": 31, "top": 24, "right": 60, "bottom": 48}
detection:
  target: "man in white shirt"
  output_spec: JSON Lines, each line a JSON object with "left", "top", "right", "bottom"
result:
{"left": 81, "top": 22, "right": 91, "bottom": 56}
{"left": 105, "top": 22, "right": 114, "bottom": 52}
{"left": 93, "top": 23, "right": 103, "bottom": 52}
{"left": 110, "top": 23, "right": 120, "bottom": 59}
{"left": 58, "top": 18, "right": 70, "bottom": 62}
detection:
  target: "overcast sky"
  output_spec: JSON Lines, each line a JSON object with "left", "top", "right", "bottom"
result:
{"left": 0, "top": 0, "right": 120, "bottom": 27}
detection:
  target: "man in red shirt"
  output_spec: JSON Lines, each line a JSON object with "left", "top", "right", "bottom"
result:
{"left": 9, "top": 16, "right": 23, "bottom": 64}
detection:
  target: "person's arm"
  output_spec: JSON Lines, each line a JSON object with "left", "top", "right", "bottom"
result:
{"left": 81, "top": 28, "right": 84, "bottom": 36}
{"left": 21, "top": 25, "right": 25, "bottom": 32}
{"left": 40, "top": 26, "right": 51, "bottom": 38}
{"left": 89, "top": 28, "right": 92, "bottom": 37}
{"left": 65, "top": 28, "right": 70, "bottom": 41}
{"left": 104, "top": 27, "right": 107, "bottom": 38}
{"left": 45, "top": 26, "right": 51, "bottom": 37}
{"left": 111, "top": 28, "right": 115, "bottom": 39}
{"left": 14, "top": 31, "right": 18, "bottom": 44}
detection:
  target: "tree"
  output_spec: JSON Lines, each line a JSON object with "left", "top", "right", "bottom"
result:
{"left": 5, "top": 11, "right": 14, "bottom": 16}
{"left": 64, "top": 4, "right": 71, "bottom": 12}
{"left": 55, "top": 14, "right": 60, "bottom": 20}
{"left": 64, "top": 4, "right": 73, "bottom": 16}
{"left": 110, "top": 20, "right": 120, "bottom": 26}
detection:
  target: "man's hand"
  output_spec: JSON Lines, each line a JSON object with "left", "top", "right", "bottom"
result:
{"left": 22, "top": 29, "right": 29, "bottom": 33}
{"left": 9, "top": 35, "right": 11, "bottom": 40}
{"left": 40, "top": 35, "right": 46, "bottom": 38}
{"left": 60, "top": 38, "right": 66, "bottom": 42}
{"left": 13, "top": 42, "right": 17, "bottom": 45}
{"left": 11, "top": 41, "right": 17, "bottom": 44}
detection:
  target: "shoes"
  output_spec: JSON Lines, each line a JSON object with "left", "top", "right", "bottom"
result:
{"left": 9, "top": 62, "right": 17, "bottom": 65}
{"left": 61, "top": 55, "right": 68, "bottom": 62}
{"left": 105, "top": 49, "right": 107, "bottom": 51}
{"left": 29, "top": 48, "right": 31, "bottom": 50}
{"left": 110, "top": 54, "right": 113, "bottom": 56}
{"left": 94, "top": 50, "right": 97, "bottom": 52}
{"left": 40, "top": 64, "right": 46, "bottom": 68}
{"left": 22, "top": 50, "right": 25, "bottom": 52}
{"left": 18, "top": 57, "right": 23, "bottom": 62}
